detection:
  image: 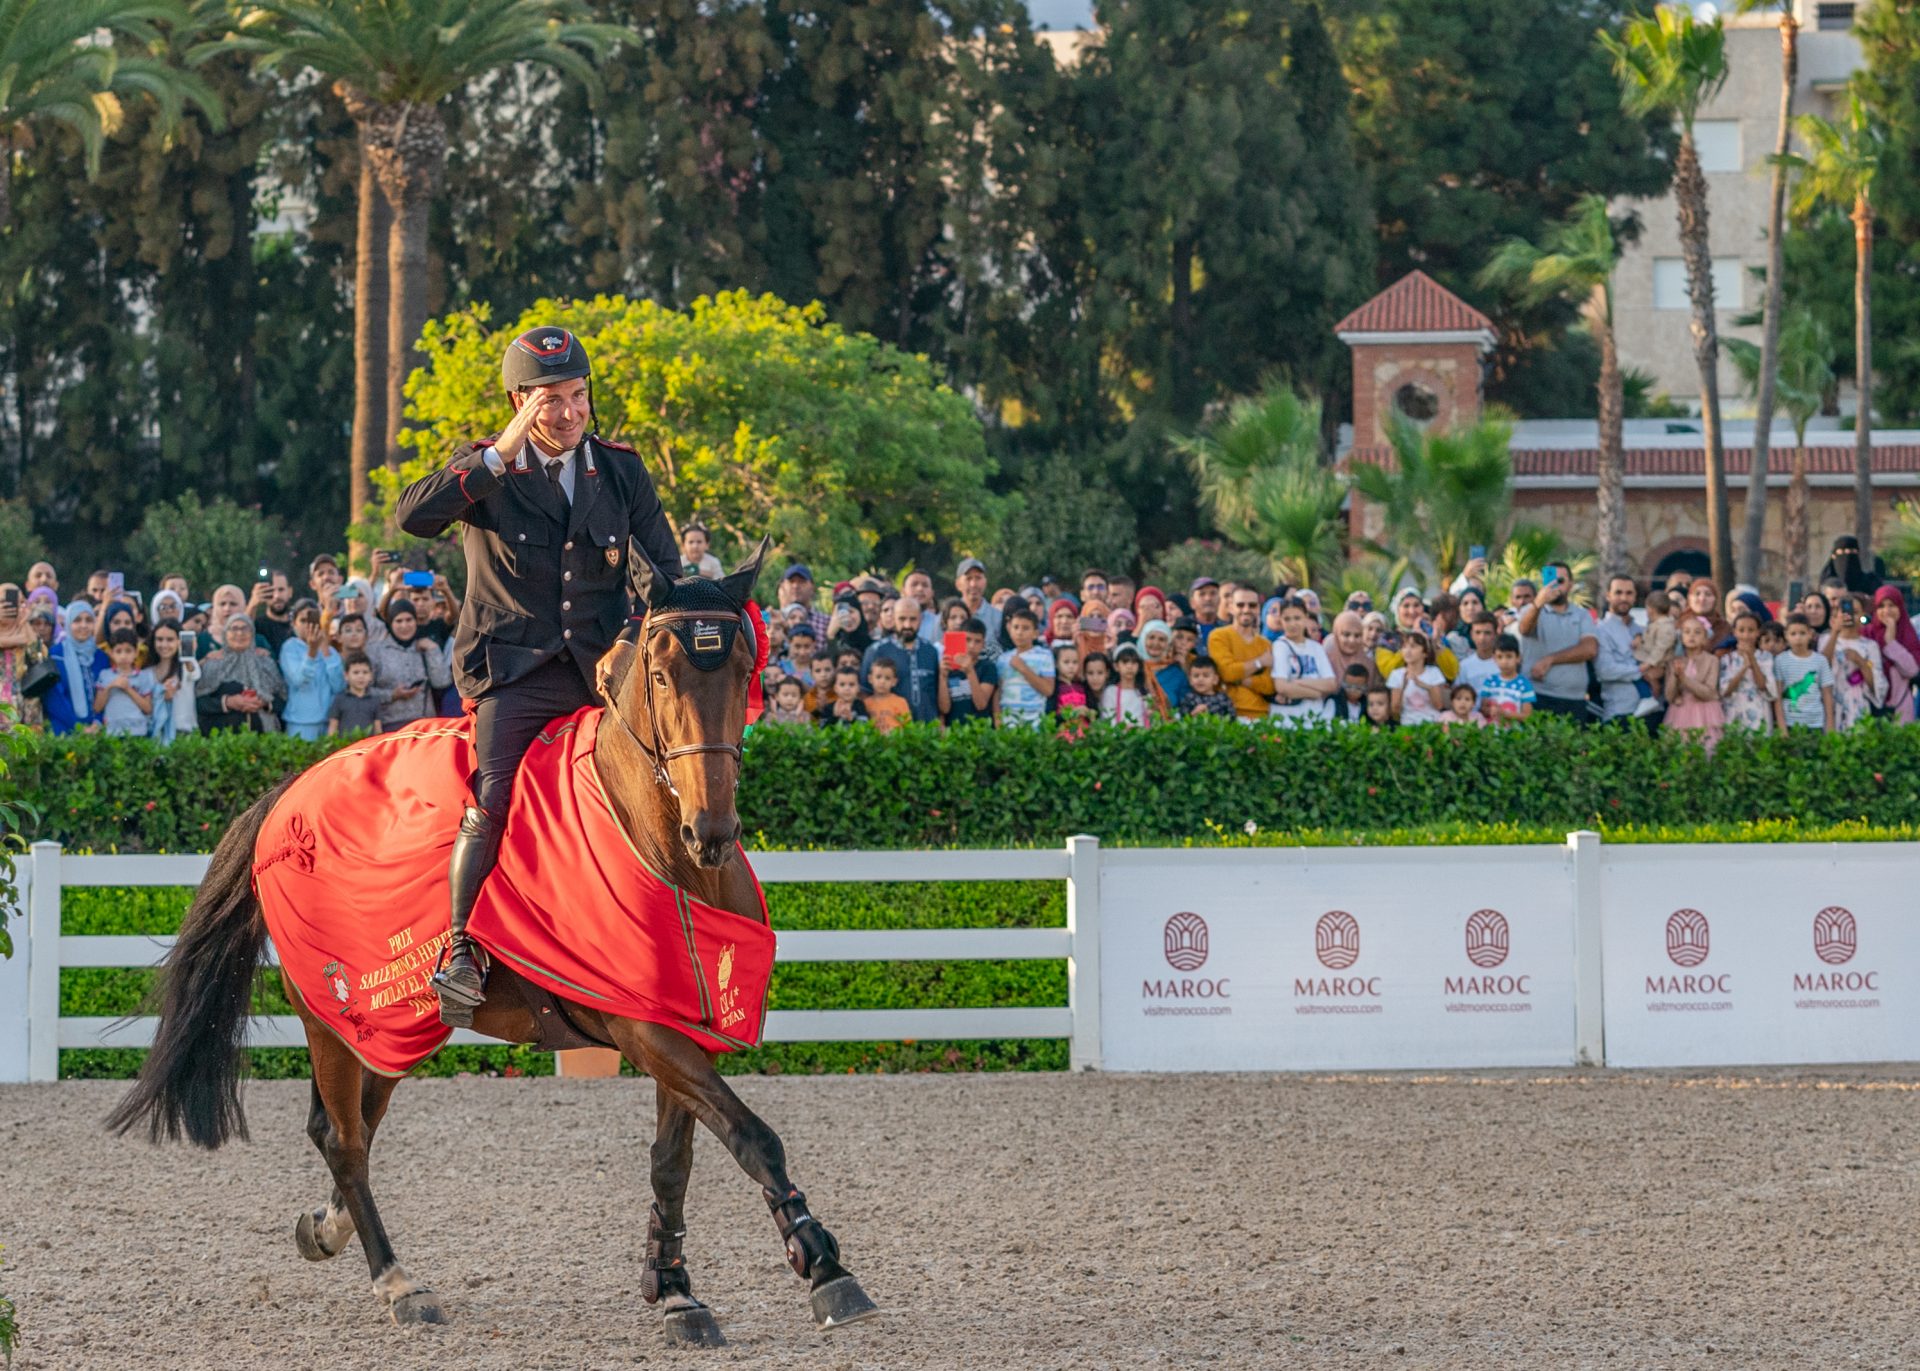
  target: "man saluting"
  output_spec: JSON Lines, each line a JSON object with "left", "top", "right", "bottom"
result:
{"left": 397, "top": 327, "right": 683, "bottom": 1025}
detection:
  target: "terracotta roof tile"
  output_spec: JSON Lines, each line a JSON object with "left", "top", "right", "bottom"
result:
{"left": 1346, "top": 443, "right": 1920, "bottom": 478}
{"left": 1335, "top": 271, "right": 1494, "bottom": 336}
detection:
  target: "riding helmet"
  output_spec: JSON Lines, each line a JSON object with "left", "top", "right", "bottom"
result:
{"left": 501, "top": 326, "right": 591, "bottom": 393}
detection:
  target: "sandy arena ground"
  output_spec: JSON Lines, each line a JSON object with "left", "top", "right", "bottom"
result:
{"left": 1, "top": 1068, "right": 1916, "bottom": 1370}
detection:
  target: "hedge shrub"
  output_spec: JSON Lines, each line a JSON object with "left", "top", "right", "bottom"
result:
{"left": 10, "top": 716, "right": 1920, "bottom": 853}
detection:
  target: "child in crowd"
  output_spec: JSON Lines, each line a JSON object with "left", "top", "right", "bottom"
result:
{"left": 1080, "top": 652, "right": 1113, "bottom": 721}
{"left": 762, "top": 676, "right": 813, "bottom": 727}
{"left": 1718, "top": 612, "right": 1781, "bottom": 734}
{"left": 1663, "top": 616, "right": 1726, "bottom": 749}
{"left": 1363, "top": 685, "right": 1394, "bottom": 729}
{"left": 805, "top": 650, "right": 836, "bottom": 712}
{"left": 863, "top": 657, "right": 912, "bottom": 733}
{"left": 1388, "top": 630, "right": 1449, "bottom": 726}
{"left": 1774, "top": 613, "right": 1835, "bottom": 731}
{"left": 1331, "top": 664, "right": 1372, "bottom": 723}
{"left": 996, "top": 606, "right": 1056, "bottom": 727}
{"left": 785, "top": 627, "right": 818, "bottom": 684}
{"left": 94, "top": 628, "right": 155, "bottom": 737}
{"left": 939, "top": 619, "right": 997, "bottom": 725}
{"left": 816, "top": 667, "right": 869, "bottom": 726}
{"left": 327, "top": 654, "right": 391, "bottom": 737}
{"left": 1181, "top": 656, "right": 1235, "bottom": 719}
{"left": 1171, "top": 618, "right": 1200, "bottom": 668}
{"left": 1445, "top": 683, "right": 1482, "bottom": 729}
{"left": 1103, "top": 645, "right": 1150, "bottom": 727}
{"left": 1476, "top": 633, "right": 1536, "bottom": 724}
{"left": 1636, "top": 589, "right": 1679, "bottom": 683}
{"left": 1053, "top": 644, "right": 1087, "bottom": 716}
{"left": 1758, "top": 620, "right": 1789, "bottom": 659}
{"left": 1823, "top": 595, "right": 1884, "bottom": 731}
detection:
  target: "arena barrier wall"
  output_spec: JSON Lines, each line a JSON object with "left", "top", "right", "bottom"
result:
{"left": 4, "top": 836, "right": 1916, "bottom": 1081}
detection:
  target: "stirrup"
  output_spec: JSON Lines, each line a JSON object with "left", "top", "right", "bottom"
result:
{"left": 432, "top": 936, "right": 489, "bottom": 1027}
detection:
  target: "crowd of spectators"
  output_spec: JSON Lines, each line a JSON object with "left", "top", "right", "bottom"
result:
{"left": 4, "top": 527, "right": 1916, "bottom": 748}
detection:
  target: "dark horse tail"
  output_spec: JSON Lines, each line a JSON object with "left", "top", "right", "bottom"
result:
{"left": 107, "top": 776, "right": 296, "bottom": 1149}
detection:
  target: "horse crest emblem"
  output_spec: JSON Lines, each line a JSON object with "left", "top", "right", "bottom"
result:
{"left": 321, "top": 959, "right": 354, "bottom": 1013}
{"left": 718, "top": 944, "right": 735, "bottom": 991}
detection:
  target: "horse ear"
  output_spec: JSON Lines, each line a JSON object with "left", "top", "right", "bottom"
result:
{"left": 720, "top": 535, "right": 773, "bottom": 607}
{"left": 634, "top": 544, "right": 674, "bottom": 610}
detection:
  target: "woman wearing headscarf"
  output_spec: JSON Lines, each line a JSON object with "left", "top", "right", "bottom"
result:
{"left": 1865, "top": 586, "right": 1920, "bottom": 722}
{"left": 99, "top": 600, "right": 147, "bottom": 666}
{"left": 1799, "top": 590, "right": 1832, "bottom": 639}
{"left": 1046, "top": 597, "right": 1080, "bottom": 650}
{"left": 1137, "top": 618, "right": 1186, "bottom": 720}
{"left": 46, "top": 601, "right": 109, "bottom": 734}
{"left": 367, "top": 597, "right": 450, "bottom": 728}
{"left": 1106, "top": 607, "right": 1138, "bottom": 652}
{"left": 1260, "top": 596, "right": 1286, "bottom": 642}
{"left": 1134, "top": 586, "right": 1169, "bottom": 633}
{"left": 1818, "top": 535, "right": 1884, "bottom": 596}
{"left": 195, "top": 613, "right": 287, "bottom": 732}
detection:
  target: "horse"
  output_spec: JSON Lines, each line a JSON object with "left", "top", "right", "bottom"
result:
{"left": 106, "top": 542, "right": 877, "bottom": 1346}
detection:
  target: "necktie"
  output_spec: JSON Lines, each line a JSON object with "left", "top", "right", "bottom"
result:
{"left": 545, "top": 459, "right": 568, "bottom": 506}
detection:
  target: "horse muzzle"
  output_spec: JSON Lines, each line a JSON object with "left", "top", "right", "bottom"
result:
{"left": 680, "top": 814, "right": 741, "bottom": 869}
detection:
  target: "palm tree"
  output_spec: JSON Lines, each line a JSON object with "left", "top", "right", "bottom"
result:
{"left": 1481, "top": 194, "right": 1639, "bottom": 580}
{"left": 1175, "top": 384, "right": 1346, "bottom": 589}
{"left": 1787, "top": 88, "right": 1882, "bottom": 557}
{"left": 1349, "top": 412, "right": 1514, "bottom": 591}
{"left": 1732, "top": 0, "right": 1798, "bottom": 588}
{"left": 0, "top": 0, "right": 220, "bottom": 228}
{"left": 205, "top": 0, "right": 626, "bottom": 530}
{"left": 1602, "top": 6, "right": 1732, "bottom": 588}
{"left": 1727, "top": 308, "right": 1835, "bottom": 587}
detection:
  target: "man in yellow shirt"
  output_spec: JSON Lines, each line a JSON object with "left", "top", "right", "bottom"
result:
{"left": 1206, "top": 589, "right": 1276, "bottom": 720}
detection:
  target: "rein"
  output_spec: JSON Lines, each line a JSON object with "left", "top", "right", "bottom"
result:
{"left": 601, "top": 608, "right": 746, "bottom": 797}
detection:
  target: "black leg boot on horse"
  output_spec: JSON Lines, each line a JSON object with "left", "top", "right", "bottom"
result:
{"left": 433, "top": 805, "right": 500, "bottom": 1026}
{"left": 767, "top": 1184, "right": 879, "bottom": 1329}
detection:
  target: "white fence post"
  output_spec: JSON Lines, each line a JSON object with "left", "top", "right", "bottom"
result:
{"left": 0, "top": 846, "right": 32, "bottom": 1082}
{"left": 26, "top": 841, "right": 62, "bottom": 1083}
{"left": 1567, "top": 830, "right": 1604, "bottom": 1068}
{"left": 1065, "top": 834, "right": 1102, "bottom": 1071}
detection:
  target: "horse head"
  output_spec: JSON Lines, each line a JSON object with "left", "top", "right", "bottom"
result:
{"left": 613, "top": 536, "right": 770, "bottom": 868}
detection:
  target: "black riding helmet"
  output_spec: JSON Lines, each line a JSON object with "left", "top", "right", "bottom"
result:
{"left": 501, "top": 326, "right": 591, "bottom": 393}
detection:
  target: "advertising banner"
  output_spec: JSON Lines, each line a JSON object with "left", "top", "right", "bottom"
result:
{"left": 1599, "top": 844, "right": 1920, "bottom": 1068}
{"left": 1098, "top": 847, "right": 1579, "bottom": 1072}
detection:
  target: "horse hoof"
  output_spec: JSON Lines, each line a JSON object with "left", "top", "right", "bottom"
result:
{"left": 810, "top": 1275, "right": 879, "bottom": 1330}
{"left": 663, "top": 1305, "right": 727, "bottom": 1348}
{"left": 294, "top": 1210, "right": 342, "bottom": 1262}
{"left": 390, "top": 1291, "right": 448, "bottom": 1327}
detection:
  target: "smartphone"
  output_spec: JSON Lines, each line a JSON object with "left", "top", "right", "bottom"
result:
{"left": 377, "top": 548, "right": 402, "bottom": 561}
{"left": 942, "top": 630, "right": 968, "bottom": 661}
{"left": 183, "top": 634, "right": 196, "bottom": 660}
{"left": 1541, "top": 566, "right": 1561, "bottom": 587}
{"left": 402, "top": 571, "right": 435, "bottom": 589}
{"left": 107, "top": 571, "right": 125, "bottom": 597}
{"left": 1469, "top": 545, "right": 1487, "bottom": 562}
{"left": 1, "top": 586, "right": 18, "bottom": 610}
{"left": 257, "top": 565, "right": 272, "bottom": 584}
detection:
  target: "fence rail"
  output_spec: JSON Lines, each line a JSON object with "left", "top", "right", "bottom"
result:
{"left": 2, "top": 838, "right": 1101, "bottom": 1083}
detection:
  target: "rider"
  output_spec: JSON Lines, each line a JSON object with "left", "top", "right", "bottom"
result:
{"left": 397, "top": 326, "right": 684, "bottom": 1025}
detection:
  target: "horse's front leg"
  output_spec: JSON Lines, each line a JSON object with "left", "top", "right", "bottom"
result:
{"left": 646, "top": 1089, "right": 725, "bottom": 1347}
{"left": 611, "top": 1019, "right": 879, "bottom": 1331}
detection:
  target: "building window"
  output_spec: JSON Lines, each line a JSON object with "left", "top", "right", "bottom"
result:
{"left": 1393, "top": 382, "right": 1440, "bottom": 424}
{"left": 1653, "top": 258, "right": 1743, "bottom": 311}
{"left": 1816, "top": 3, "right": 1855, "bottom": 31}
{"left": 1692, "top": 120, "right": 1741, "bottom": 173}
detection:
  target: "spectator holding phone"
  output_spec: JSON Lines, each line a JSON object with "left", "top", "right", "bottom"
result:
{"left": 368, "top": 598, "right": 449, "bottom": 727}
{"left": 250, "top": 568, "right": 295, "bottom": 655}
{"left": 938, "top": 617, "right": 997, "bottom": 725}
{"left": 1822, "top": 595, "right": 1884, "bottom": 731}
{"left": 0, "top": 583, "right": 39, "bottom": 729}
{"left": 196, "top": 613, "right": 286, "bottom": 732}
{"left": 146, "top": 620, "right": 201, "bottom": 742}
{"left": 279, "top": 598, "right": 347, "bottom": 740}
{"left": 1516, "top": 562, "right": 1597, "bottom": 723}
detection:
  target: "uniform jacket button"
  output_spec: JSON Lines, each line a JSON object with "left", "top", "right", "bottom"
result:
{"left": 607, "top": 535, "right": 617, "bottom": 544}
{"left": 564, "top": 541, "right": 574, "bottom": 550}
{"left": 562, "top": 600, "right": 571, "bottom": 611}
{"left": 563, "top": 571, "right": 572, "bottom": 582}
{"left": 517, "top": 533, "right": 526, "bottom": 542}
{"left": 563, "top": 629, "right": 573, "bottom": 640}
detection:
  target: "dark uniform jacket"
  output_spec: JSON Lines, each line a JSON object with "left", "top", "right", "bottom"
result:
{"left": 396, "top": 434, "right": 684, "bottom": 700}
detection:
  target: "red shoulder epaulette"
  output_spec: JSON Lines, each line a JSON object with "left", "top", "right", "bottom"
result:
{"left": 594, "top": 434, "right": 638, "bottom": 456}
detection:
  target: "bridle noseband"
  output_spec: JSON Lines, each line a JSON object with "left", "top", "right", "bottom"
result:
{"left": 601, "top": 608, "right": 749, "bottom": 797}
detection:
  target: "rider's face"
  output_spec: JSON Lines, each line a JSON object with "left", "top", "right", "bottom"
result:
{"left": 515, "top": 378, "right": 590, "bottom": 454}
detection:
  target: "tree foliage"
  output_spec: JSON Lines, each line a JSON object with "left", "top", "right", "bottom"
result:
{"left": 1350, "top": 414, "right": 1514, "bottom": 589}
{"left": 387, "top": 291, "right": 1007, "bottom": 581}
{"left": 123, "top": 493, "right": 296, "bottom": 591}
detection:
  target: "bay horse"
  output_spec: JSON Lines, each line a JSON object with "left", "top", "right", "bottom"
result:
{"left": 107, "top": 542, "right": 877, "bottom": 1346}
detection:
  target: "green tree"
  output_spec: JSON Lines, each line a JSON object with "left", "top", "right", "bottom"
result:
{"left": 1175, "top": 385, "right": 1345, "bottom": 589}
{"left": 1349, "top": 413, "right": 1514, "bottom": 590}
{"left": 0, "top": 0, "right": 219, "bottom": 227}
{"left": 0, "top": 499, "right": 48, "bottom": 583}
{"left": 1481, "top": 194, "right": 1640, "bottom": 579}
{"left": 1728, "top": 307, "right": 1836, "bottom": 587}
{"left": 203, "top": 0, "right": 627, "bottom": 535}
{"left": 386, "top": 291, "right": 1008, "bottom": 580}
{"left": 982, "top": 454, "right": 1139, "bottom": 590}
{"left": 1733, "top": 0, "right": 1801, "bottom": 587}
{"left": 123, "top": 493, "right": 295, "bottom": 591}
{"left": 1788, "top": 88, "right": 1884, "bottom": 556}
{"left": 1602, "top": 5, "right": 1733, "bottom": 589}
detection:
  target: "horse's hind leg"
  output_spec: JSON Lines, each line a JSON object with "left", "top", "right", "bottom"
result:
{"left": 296, "top": 1066, "right": 404, "bottom": 1262}
{"left": 647, "top": 1091, "right": 726, "bottom": 1347}
{"left": 305, "top": 1022, "right": 445, "bottom": 1326}
{"left": 612, "top": 1020, "right": 877, "bottom": 1331}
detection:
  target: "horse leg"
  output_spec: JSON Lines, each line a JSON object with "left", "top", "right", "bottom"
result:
{"left": 306, "top": 1022, "right": 445, "bottom": 1326}
{"left": 295, "top": 1068, "right": 404, "bottom": 1263}
{"left": 610, "top": 1020, "right": 878, "bottom": 1330}
{"left": 646, "top": 1091, "right": 725, "bottom": 1347}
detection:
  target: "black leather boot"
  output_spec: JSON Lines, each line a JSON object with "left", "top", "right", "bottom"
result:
{"left": 433, "top": 806, "right": 501, "bottom": 1027}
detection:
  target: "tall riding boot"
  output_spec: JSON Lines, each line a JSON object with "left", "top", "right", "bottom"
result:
{"left": 433, "top": 806, "right": 501, "bottom": 1027}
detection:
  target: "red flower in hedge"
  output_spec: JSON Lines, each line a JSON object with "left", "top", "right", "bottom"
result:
{"left": 144, "top": 801, "right": 157, "bottom": 811}
{"left": 1874, "top": 772, "right": 1884, "bottom": 783}
{"left": 1366, "top": 785, "right": 1378, "bottom": 796}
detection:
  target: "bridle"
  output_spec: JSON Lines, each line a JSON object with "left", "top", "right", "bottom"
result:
{"left": 600, "top": 608, "right": 749, "bottom": 798}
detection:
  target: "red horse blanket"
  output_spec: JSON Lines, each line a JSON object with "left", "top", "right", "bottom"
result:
{"left": 253, "top": 708, "right": 774, "bottom": 1076}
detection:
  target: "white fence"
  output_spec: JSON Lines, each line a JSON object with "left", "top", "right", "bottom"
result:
{"left": 6, "top": 835, "right": 1918, "bottom": 1082}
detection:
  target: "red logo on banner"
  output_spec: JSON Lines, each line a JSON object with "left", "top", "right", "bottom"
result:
{"left": 1464, "top": 909, "right": 1510, "bottom": 969}
{"left": 1665, "top": 909, "right": 1710, "bottom": 967}
{"left": 1812, "top": 906, "right": 1857, "bottom": 966}
{"left": 1315, "top": 911, "right": 1361, "bottom": 969}
{"left": 1163, "top": 912, "right": 1209, "bottom": 971}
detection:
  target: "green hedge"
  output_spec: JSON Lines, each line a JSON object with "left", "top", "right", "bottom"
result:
{"left": 9, "top": 716, "right": 1919, "bottom": 851}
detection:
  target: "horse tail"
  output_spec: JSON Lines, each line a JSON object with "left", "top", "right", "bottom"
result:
{"left": 106, "top": 776, "right": 296, "bottom": 1149}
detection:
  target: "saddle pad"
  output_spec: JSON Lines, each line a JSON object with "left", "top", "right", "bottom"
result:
{"left": 253, "top": 708, "right": 774, "bottom": 1076}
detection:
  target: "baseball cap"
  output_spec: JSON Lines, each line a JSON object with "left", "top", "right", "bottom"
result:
{"left": 1172, "top": 616, "right": 1200, "bottom": 634}
{"left": 782, "top": 563, "right": 813, "bottom": 582}
{"left": 956, "top": 556, "right": 987, "bottom": 577}
{"left": 1189, "top": 576, "right": 1219, "bottom": 591}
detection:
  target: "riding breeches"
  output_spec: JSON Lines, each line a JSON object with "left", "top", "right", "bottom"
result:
{"left": 468, "top": 654, "right": 598, "bottom": 816}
